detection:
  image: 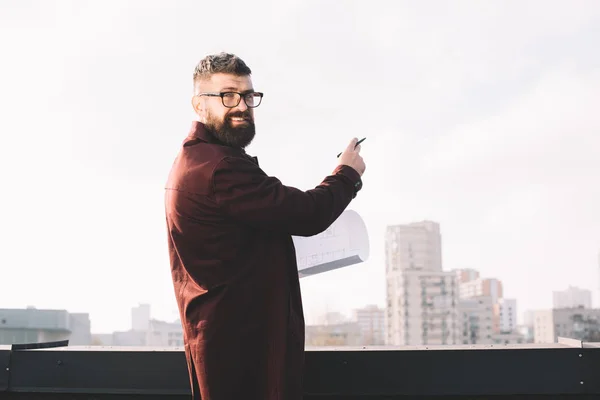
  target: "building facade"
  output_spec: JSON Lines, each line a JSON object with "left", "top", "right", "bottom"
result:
{"left": 386, "top": 221, "right": 459, "bottom": 346}
{"left": 494, "top": 298, "right": 517, "bottom": 333}
{"left": 0, "top": 307, "right": 91, "bottom": 346}
{"left": 491, "top": 331, "right": 526, "bottom": 345}
{"left": 146, "top": 319, "right": 184, "bottom": 347}
{"left": 305, "top": 322, "right": 362, "bottom": 346}
{"left": 458, "top": 296, "right": 494, "bottom": 344}
{"left": 534, "top": 308, "right": 600, "bottom": 343}
{"left": 454, "top": 268, "right": 522, "bottom": 344}
{"left": 455, "top": 268, "right": 480, "bottom": 284}
{"left": 353, "top": 305, "right": 386, "bottom": 345}
{"left": 385, "top": 221, "right": 442, "bottom": 273}
{"left": 460, "top": 278, "right": 504, "bottom": 304}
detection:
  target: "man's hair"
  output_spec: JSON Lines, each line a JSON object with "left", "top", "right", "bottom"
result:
{"left": 193, "top": 52, "right": 252, "bottom": 93}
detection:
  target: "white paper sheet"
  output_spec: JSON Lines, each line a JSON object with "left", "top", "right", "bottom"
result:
{"left": 292, "top": 210, "right": 370, "bottom": 278}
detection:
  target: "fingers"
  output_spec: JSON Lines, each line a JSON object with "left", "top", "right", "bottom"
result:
{"left": 346, "top": 137, "right": 358, "bottom": 151}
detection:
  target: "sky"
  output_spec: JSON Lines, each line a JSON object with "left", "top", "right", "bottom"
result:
{"left": 0, "top": 0, "right": 599, "bottom": 333}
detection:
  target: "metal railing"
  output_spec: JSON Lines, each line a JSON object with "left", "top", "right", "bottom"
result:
{"left": 1, "top": 338, "right": 600, "bottom": 399}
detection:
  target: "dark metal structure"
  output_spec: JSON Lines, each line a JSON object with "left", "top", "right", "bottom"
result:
{"left": 2, "top": 340, "right": 600, "bottom": 399}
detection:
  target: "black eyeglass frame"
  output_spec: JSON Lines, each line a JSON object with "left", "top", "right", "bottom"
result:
{"left": 197, "top": 91, "right": 264, "bottom": 108}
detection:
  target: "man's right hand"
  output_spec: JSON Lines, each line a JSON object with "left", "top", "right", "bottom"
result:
{"left": 338, "top": 138, "right": 366, "bottom": 176}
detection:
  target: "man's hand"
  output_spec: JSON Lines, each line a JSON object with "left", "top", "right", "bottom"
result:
{"left": 338, "top": 137, "right": 366, "bottom": 176}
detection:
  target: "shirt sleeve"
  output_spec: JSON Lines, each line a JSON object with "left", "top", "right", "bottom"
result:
{"left": 211, "top": 156, "right": 362, "bottom": 236}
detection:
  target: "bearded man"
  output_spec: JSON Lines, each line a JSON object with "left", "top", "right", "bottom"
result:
{"left": 164, "top": 52, "right": 366, "bottom": 400}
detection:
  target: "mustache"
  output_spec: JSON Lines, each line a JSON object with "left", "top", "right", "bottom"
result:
{"left": 226, "top": 111, "right": 253, "bottom": 120}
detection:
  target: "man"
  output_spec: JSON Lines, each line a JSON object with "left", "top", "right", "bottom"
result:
{"left": 164, "top": 52, "right": 366, "bottom": 400}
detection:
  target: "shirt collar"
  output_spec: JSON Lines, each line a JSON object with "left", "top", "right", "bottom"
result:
{"left": 186, "top": 121, "right": 216, "bottom": 144}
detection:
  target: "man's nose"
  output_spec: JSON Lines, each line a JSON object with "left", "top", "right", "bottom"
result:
{"left": 235, "top": 98, "right": 248, "bottom": 112}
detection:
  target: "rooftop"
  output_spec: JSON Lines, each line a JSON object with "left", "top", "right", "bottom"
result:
{"left": 2, "top": 338, "right": 600, "bottom": 399}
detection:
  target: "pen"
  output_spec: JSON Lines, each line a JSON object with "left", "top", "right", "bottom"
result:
{"left": 337, "top": 137, "right": 366, "bottom": 158}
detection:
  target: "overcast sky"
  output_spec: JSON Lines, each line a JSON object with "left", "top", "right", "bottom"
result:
{"left": 1, "top": 0, "right": 599, "bottom": 333}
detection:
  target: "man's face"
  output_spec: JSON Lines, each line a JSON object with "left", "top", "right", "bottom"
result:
{"left": 193, "top": 73, "right": 256, "bottom": 149}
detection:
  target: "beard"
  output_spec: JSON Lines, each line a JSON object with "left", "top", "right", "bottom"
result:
{"left": 205, "top": 111, "right": 256, "bottom": 149}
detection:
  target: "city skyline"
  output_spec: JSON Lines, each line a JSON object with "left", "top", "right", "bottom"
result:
{"left": 2, "top": 218, "right": 597, "bottom": 334}
{"left": 1, "top": 1, "right": 599, "bottom": 333}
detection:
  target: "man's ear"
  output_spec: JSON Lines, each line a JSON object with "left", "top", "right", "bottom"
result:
{"left": 192, "top": 96, "right": 206, "bottom": 121}
{"left": 192, "top": 95, "right": 202, "bottom": 113}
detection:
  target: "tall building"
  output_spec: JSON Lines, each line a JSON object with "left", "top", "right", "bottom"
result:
{"left": 386, "top": 221, "right": 459, "bottom": 346}
{"left": 553, "top": 286, "right": 592, "bottom": 309}
{"left": 386, "top": 221, "right": 442, "bottom": 273}
{"left": 353, "top": 305, "right": 385, "bottom": 345}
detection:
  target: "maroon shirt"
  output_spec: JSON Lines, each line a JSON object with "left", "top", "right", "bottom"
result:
{"left": 164, "top": 121, "right": 362, "bottom": 399}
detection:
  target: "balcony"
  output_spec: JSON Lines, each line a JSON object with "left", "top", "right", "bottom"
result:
{"left": 2, "top": 338, "right": 600, "bottom": 399}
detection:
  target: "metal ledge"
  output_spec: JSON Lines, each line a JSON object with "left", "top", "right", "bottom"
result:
{"left": 1, "top": 343, "right": 600, "bottom": 398}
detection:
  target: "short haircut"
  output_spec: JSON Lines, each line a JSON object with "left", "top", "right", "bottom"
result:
{"left": 193, "top": 52, "right": 252, "bottom": 93}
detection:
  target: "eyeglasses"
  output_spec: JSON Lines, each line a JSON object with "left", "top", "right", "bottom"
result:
{"left": 198, "top": 91, "right": 264, "bottom": 108}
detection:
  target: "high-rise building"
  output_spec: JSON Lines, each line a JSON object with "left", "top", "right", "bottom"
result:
{"left": 553, "top": 286, "right": 592, "bottom": 309}
{"left": 385, "top": 221, "right": 459, "bottom": 346}
{"left": 386, "top": 221, "right": 442, "bottom": 273}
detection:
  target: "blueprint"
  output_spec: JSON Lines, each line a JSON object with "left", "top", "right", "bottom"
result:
{"left": 292, "top": 210, "right": 370, "bottom": 278}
